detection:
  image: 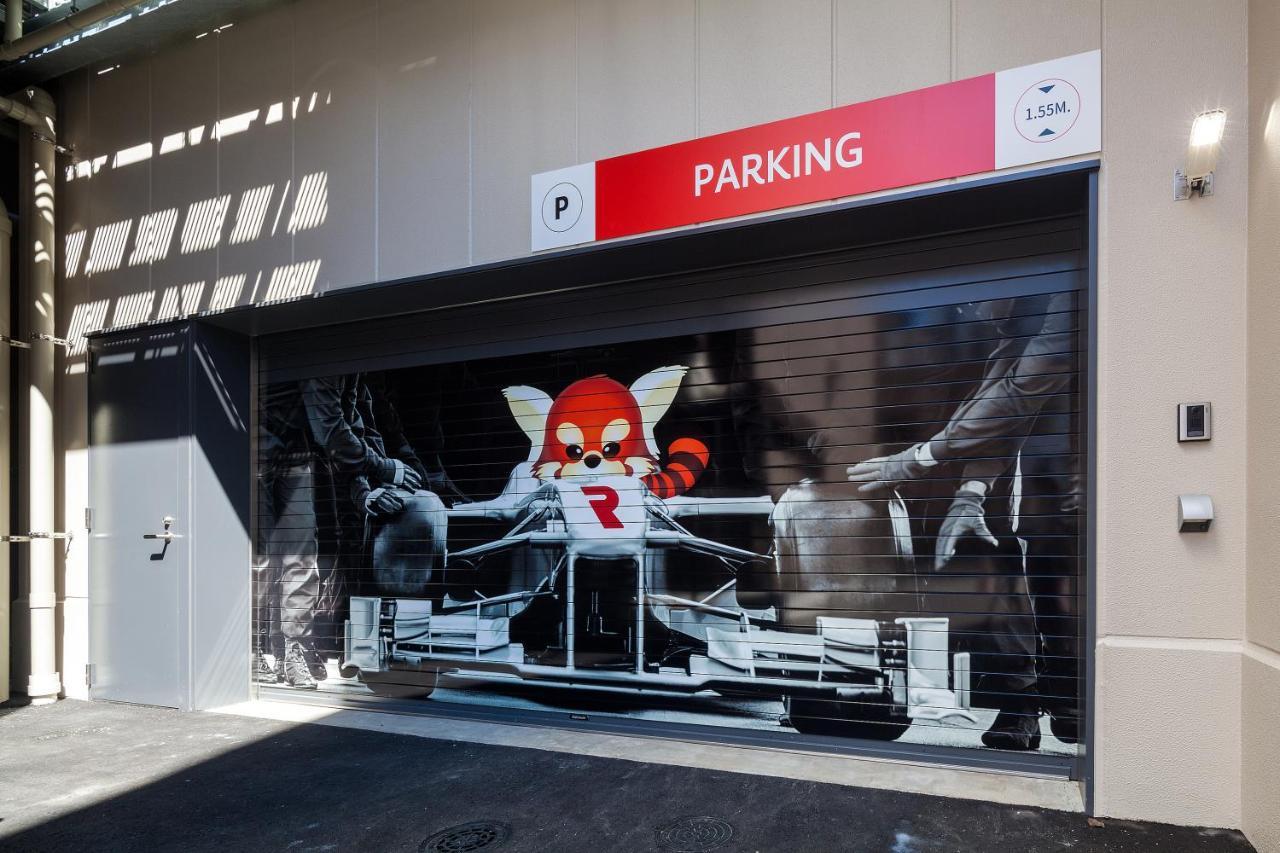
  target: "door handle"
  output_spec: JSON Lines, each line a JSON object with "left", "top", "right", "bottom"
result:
{"left": 143, "top": 516, "right": 183, "bottom": 541}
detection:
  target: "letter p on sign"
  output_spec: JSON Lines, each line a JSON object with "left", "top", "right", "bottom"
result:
{"left": 531, "top": 162, "right": 596, "bottom": 251}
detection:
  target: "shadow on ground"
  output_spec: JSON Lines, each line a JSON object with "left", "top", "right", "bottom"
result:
{"left": 0, "top": 700, "right": 1255, "bottom": 853}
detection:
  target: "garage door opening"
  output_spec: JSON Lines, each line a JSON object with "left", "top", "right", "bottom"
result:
{"left": 251, "top": 173, "right": 1090, "bottom": 777}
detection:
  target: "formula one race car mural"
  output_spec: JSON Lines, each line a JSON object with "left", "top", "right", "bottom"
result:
{"left": 340, "top": 365, "right": 975, "bottom": 741}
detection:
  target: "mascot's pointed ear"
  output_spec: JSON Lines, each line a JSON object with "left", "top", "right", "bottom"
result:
{"left": 629, "top": 365, "right": 688, "bottom": 457}
{"left": 502, "top": 385, "right": 553, "bottom": 464}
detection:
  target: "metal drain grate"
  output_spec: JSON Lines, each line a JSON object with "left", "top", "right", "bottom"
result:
{"left": 654, "top": 816, "right": 735, "bottom": 852}
{"left": 419, "top": 821, "right": 511, "bottom": 853}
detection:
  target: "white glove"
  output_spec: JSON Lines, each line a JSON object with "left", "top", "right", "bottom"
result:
{"left": 934, "top": 487, "right": 1000, "bottom": 570}
{"left": 846, "top": 443, "right": 936, "bottom": 493}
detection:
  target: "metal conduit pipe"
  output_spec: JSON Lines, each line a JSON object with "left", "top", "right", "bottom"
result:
{"left": 0, "top": 199, "right": 11, "bottom": 705}
{"left": 4, "top": 0, "right": 21, "bottom": 45}
{"left": 0, "top": 0, "right": 149, "bottom": 63}
{"left": 23, "top": 87, "right": 57, "bottom": 704}
{"left": 0, "top": 87, "right": 59, "bottom": 704}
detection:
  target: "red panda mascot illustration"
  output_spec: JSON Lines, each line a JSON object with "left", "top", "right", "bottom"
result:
{"left": 502, "top": 365, "right": 709, "bottom": 499}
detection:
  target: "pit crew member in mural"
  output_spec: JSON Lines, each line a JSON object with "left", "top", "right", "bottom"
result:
{"left": 254, "top": 381, "right": 335, "bottom": 689}
{"left": 348, "top": 375, "right": 461, "bottom": 599}
{"left": 846, "top": 292, "right": 1077, "bottom": 749}
{"left": 258, "top": 374, "right": 448, "bottom": 689}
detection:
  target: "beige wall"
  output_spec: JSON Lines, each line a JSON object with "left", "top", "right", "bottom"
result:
{"left": 1245, "top": 0, "right": 1280, "bottom": 850}
{"left": 34, "top": 0, "right": 1268, "bottom": 836}
{"left": 1093, "top": 0, "right": 1248, "bottom": 827}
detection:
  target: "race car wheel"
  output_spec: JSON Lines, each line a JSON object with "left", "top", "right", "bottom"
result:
{"left": 359, "top": 670, "right": 437, "bottom": 700}
{"left": 785, "top": 694, "right": 911, "bottom": 741}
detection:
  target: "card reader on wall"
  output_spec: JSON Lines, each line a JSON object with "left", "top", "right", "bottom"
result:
{"left": 1178, "top": 403, "right": 1211, "bottom": 441}
{"left": 1178, "top": 494, "right": 1214, "bottom": 533}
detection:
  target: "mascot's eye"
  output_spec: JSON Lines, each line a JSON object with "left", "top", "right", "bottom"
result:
{"left": 601, "top": 442, "right": 621, "bottom": 459}
{"left": 565, "top": 444, "right": 584, "bottom": 460}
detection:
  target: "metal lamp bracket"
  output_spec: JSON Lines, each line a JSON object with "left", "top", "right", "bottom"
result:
{"left": 1174, "top": 169, "right": 1214, "bottom": 200}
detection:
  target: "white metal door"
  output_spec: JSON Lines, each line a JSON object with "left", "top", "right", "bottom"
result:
{"left": 88, "top": 329, "right": 189, "bottom": 707}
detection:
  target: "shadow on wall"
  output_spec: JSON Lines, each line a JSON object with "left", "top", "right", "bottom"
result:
{"left": 60, "top": 87, "right": 338, "bottom": 374}
{"left": 88, "top": 321, "right": 249, "bottom": 506}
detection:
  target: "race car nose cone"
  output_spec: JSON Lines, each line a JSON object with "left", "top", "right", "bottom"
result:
{"left": 584, "top": 453, "right": 602, "bottom": 469}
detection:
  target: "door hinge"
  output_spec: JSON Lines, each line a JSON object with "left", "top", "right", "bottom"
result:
{"left": 85, "top": 663, "right": 94, "bottom": 687}
{"left": 85, "top": 507, "right": 93, "bottom": 531}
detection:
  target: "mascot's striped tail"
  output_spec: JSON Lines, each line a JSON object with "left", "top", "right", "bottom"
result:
{"left": 642, "top": 437, "right": 710, "bottom": 498}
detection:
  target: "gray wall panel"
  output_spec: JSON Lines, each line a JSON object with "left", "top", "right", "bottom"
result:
{"left": 577, "top": 0, "right": 696, "bottom": 162}
{"left": 471, "top": 0, "right": 577, "bottom": 265}
{"left": 293, "top": 0, "right": 378, "bottom": 295}
{"left": 83, "top": 60, "right": 152, "bottom": 322}
{"left": 375, "top": 0, "right": 473, "bottom": 282}
{"left": 953, "top": 0, "right": 1100, "bottom": 78}
{"left": 149, "top": 34, "right": 219, "bottom": 318}
{"left": 697, "top": 0, "right": 831, "bottom": 135}
{"left": 215, "top": 5, "right": 295, "bottom": 311}
{"left": 834, "top": 0, "right": 950, "bottom": 105}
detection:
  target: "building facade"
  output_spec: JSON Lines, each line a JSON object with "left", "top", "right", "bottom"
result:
{"left": 2, "top": 1, "right": 1278, "bottom": 847}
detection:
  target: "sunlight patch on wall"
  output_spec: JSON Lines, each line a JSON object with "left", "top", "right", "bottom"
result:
{"left": 64, "top": 230, "right": 87, "bottom": 278}
{"left": 112, "top": 142, "right": 153, "bottom": 170}
{"left": 64, "top": 299, "right": 109, "bottom": 356}
{"left": 33, "top": 163, "right": 54, "bottom": 227}
{"left": 287, "top": 172, "right": 328, "bottom": 234}
{"left": 128, "top": 208, "right": 179, "bottom": 266}
{"left": 84, "top": 220, "right": 132, "bottom": 276}
{"left": 159, "top": 132, "right": 186, "bottom": 155}
{"left": 209, "top": 274, "right": 247, "bottom": 310}
{"left": 213, "top": 109, "right": 260, "bottom": 140}
{"left": 263, "top": 259, "right": 322, "bottom": 302}
{"left": 155, "top": 281, "right": 206, "bottom": 321}
{"left": 180, "top": 195, "right": 230, "bottom": 254}
{"left": 111, "top": 291, "right": 157, "bottom": 328}
{"left": 229, "top": 185, "right": 275, "bottom": 245}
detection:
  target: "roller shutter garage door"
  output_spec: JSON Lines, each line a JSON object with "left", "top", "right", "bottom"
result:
{"left": 254, "top": 212, "right": 1086, "bottom": 769}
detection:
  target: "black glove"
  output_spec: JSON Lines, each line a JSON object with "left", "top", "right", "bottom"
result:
{"left": 846, "top": 443, "right": 932, "bottom": 493}
{"left": 364, "top": 486, "right": 405, "bottom": 517}
{"left": 376, "top": 457, "right": 423, "bottom": 491}
{"left": 934, "top": 489, "right": 1000, "bottom": 570}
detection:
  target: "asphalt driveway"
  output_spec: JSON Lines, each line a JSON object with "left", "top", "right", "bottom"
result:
{"left": 0, "top": 699, "right": 1254, "bottom": 853}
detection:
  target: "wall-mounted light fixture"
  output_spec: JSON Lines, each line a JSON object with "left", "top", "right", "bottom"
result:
{"left": 1174, "top": 109, "right": 1226, "bottom": 199}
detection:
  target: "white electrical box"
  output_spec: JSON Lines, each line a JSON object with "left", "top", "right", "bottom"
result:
{"left": 1178, "top": 494, "right": 1214, "bottom": 533}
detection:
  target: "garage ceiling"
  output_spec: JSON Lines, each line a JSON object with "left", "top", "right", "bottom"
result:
{"left": 0, "top": 0, "right": 288, "bottom": 91}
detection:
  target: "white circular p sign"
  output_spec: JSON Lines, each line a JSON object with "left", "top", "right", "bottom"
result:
{"left": 542, "top": 182, "right": 584, "bottom": 233}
